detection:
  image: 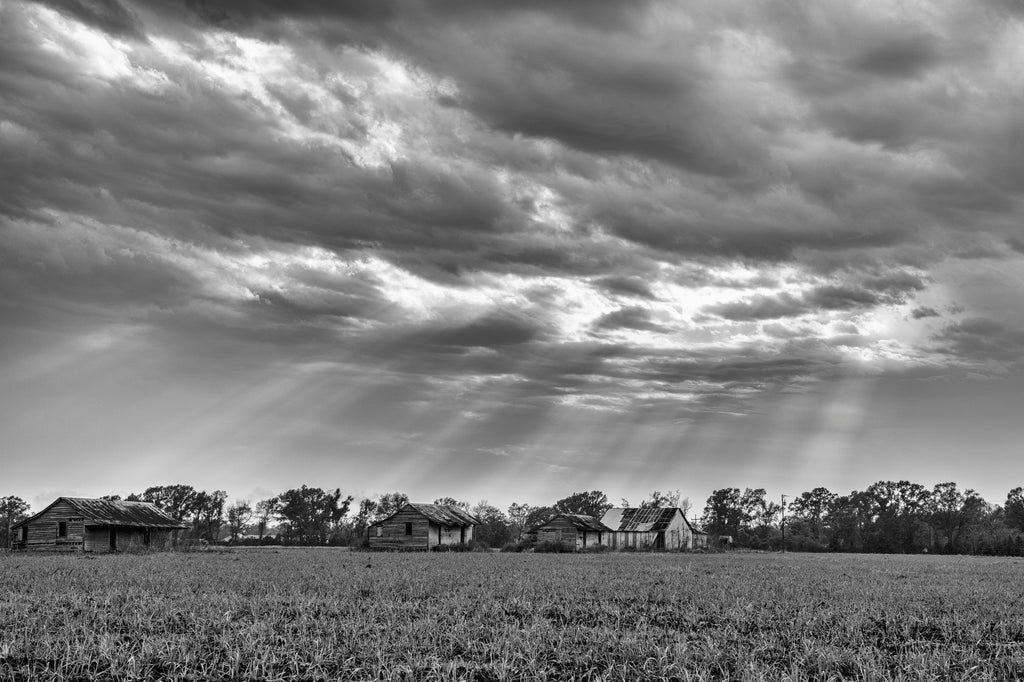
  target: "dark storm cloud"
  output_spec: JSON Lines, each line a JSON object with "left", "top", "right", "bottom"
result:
{"left": 849, "top": 34, "right": 940, "bottom": 79}
{"left": 380, "top": 161, "right": 515, "bottom": 233}
{"left": 0, "top": 221, "right": 201, "bottom": 315}
{"left": 249, "top": 285, "right": 381, "bottom": 322}
{"left": 4, "top": 0, "right": 1024, "bottom": 439}
{"left": 593, "top": 307, "right": 665, "bottom": 333}
{"left": 631, "top": 352, "right": 834, "bottom": 388}
{"left": 706, "top": 270, "right": 927, "bottom": 321}
{"left": 163, "top": 0, "right": 756, "bottom": 176}
{"left": 802, "top": 271, "right": 927, "bottom": 311}
{"left": 593, "top": 276, "right": 656, "bottom": 300}
{"left": 705, "top": 293, "right": 807, "bottom": 321}
{"left": 932, "top": 318, "right": 1024, "bottom": 364}
{"left": 6, "top": 0, "right": 1012, "bottom": 279}
{"left": 401, "top": 312, "right": 543, "bottom": 351}
{"left": 30, "top": 0, "right": 146, "bottom": 39}
{"left": 173, "top": 0, "right": 648, "bottom": 31}
{"left": 805, "top": 285, "right": 881, "bottom": 311}
{"left": 127, "top": 0, "right": 1023, "bottom": 260}
{"left": 911, "top": 306, "right": 941, "bottom": 320}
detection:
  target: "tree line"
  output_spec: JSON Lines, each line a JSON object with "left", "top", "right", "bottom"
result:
{"left": 4, "top": 481, "right": 1024, "bottom": 555}
{"left": 702, "top": 482, "right": 1024, "bottom": 555}
{"left": 0, "top": 487, "right": 683, "bottom": 549}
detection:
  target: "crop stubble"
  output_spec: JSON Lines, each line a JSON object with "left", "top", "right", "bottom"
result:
{"left": 1, "top": 549, "right": 1023, "bottom": 681}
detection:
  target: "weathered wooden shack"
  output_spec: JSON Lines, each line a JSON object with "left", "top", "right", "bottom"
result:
{"left": 532, "top": 513, "right": 612, "bottom": 551}
{"left": 10, "top": 497, "right": 186, "bottom": 552}
{"left": 600, "top": 507, "right": 702, "bottom": 550}
{"left": 368, "top": 503, "right": 479, "bottom": 550}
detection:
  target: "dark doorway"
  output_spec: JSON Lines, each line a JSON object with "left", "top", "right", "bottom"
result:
{"left": 655, "top": 532, "right": 665, "bottom": 550}
{"left": 109, "top": 528, "right": 117, "bottom": 552}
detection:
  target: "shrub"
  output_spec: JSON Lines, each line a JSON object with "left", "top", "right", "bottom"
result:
{"left": 430, "top": 542, "right": 486, "bottom": 552}
{"left": 534, "top": 540, "right": 571, "bottom": 553}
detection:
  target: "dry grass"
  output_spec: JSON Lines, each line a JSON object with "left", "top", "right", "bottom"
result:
{"left": 2, "top": 549, "right": 1023, "bottom": 680}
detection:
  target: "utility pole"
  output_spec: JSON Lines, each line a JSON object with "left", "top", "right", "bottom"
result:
{"left": 780, "top": 494, "right": 787, "bottom": 553}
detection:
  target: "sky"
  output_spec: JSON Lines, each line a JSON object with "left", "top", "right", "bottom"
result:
{"left": 2, "top": 0, "right": 1024, "bottom": 515}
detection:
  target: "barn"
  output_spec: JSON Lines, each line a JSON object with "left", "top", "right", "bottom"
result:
{"left": 600, "top": 507, "right": 701, "bottom": 550}
{"left": 531, "top": 513, "right": 612, "bottom": 551}
{"left": 9, "top": 497, "right": 186, "bottom": 552}
{"left": 368, "top": 503, "right": 479, "bottom": 550}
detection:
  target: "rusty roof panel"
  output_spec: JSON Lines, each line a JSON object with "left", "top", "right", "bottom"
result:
{"left": 383, "top": 503, "right": 480, "bottom": 527}
{"left": 562, "top": 513, "right": 612, "bottom": 532}
{"left": 533, "top": 513, "right": 612, "bottom": 533}
{"left": 64, "top": 498, "right": 186, "bottom": 528}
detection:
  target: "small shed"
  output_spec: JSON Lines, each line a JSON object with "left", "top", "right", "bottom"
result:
{"left": 531, "top": 513, "right": 611, "bottom": 551}
{"left": 10, "top": 497, "right": 186, "bottom": 552}
{"left": 600, "top": 507, "right": 700, "bottom": 550}
{"left": 692, "top": 528, "right": 710, "bottom": 549}
{"left": 368, "top": 503, "right": 479, "bottom": 550}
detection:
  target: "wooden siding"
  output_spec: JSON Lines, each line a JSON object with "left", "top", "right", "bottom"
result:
{"left": 534, "top": 517, "right": 611, "bottom": 551}
{"left": 536, "top": 517, "right": 582, "bottom": 550}
{"left": 368, "top": 508, "right": 475, "bottom": 550}
{"left": 12, "top": 499, "right": 182, "bottom": 552}
{"left": 15, "top": 500, "right": 86, "bottom": 551}
{"left": 82, "top": 527, "right": 179, "bottom": 553}
{"left": 369, "top": 508, "right": 432, "bottom": 550}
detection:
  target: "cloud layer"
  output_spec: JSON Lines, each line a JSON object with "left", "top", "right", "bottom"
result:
{"left": 3, "top": 0, "right": 1024, "bottom": 503}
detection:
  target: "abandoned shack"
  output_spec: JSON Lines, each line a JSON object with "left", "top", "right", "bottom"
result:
{"left": 10, "top": 497, "right": 186, "bottom": 552}
{"left": 368, "top": 503, "right": 479, "bottom": 550}
{"left": 600, "top": 507, "right": 704, "bottom": 550}
{"left": 532, "top": 513, "right": 612, "bottom": 551}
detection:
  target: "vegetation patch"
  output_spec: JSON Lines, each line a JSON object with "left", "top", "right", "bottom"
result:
{"left": 2, "top": 550, "right": 1024, "bottom": 680}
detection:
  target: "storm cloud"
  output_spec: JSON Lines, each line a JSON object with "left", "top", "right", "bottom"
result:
{"left": 3, "top": 0, "right": 1024, "bottom": 507}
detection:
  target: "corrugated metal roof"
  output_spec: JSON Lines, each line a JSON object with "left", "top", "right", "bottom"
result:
{"left": 370, "top": 503, "right": 479, "bottom": 527}
{"left": 539, "top": 513, "right": 611, "bottom": 532}
{"left": 563, "top": 513, "right": 611, "bottom": 532}
{"left": 12, "top": 497, "right": 187, "bottom": 529}
{"left": 601, "top": 507, "right": 680, "bottom": 532}
{"left": 408, "top": 503, "right": 479, "bottom": 527}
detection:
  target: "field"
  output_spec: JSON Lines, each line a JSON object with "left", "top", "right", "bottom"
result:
{"left": 2, "top": 549, "right": 1024, "bottom": 681}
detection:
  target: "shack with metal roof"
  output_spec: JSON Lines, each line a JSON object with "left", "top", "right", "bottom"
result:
{"left": 368, "top": 503, "right": 480, "bottom": 550}
{"left": 600, "top": 507, "right": 702, "bottom": 550}
{"left": 531, "top": 513, "right": 612, "bottom": 551}
{"left": 10, "top": 497, "right": 187, "bottom": 552}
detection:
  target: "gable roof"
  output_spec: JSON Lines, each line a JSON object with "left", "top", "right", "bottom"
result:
{"left": 535, "top": 513, "right": 611, "bottom": 533}
{"left": 601, "top": 507, "right": 690, "bottom": 533}
{"left": 12, "top": 497, "right": 187, "bottom": 530}
{"left": 370, "top": 503, "right": 479, "bottom": 528}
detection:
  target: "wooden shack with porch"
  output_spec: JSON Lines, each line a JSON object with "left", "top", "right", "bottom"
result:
{"left": 531, "top": 513, "right": 612, "bottom": 551}
{"left": 368, "top": 503, "right": 479, "bottom": 550}
{"left": 10, "top": 497, "right": 186, "bottom": 552}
